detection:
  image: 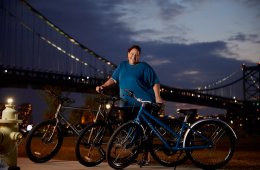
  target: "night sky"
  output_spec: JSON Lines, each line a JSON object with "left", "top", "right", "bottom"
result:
{"left": 25, "top": 0, "right": 260, "bottom": 89}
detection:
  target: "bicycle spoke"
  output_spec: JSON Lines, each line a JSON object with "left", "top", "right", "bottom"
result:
{"left": 76, "top": 122, "right": 111, "bottom": 167}
{"left": 25, "top": 120, "right": 63, "bottom": 163}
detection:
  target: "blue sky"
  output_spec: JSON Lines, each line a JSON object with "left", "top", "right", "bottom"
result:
{"left": 1, "top": 0, "right": 260, "bottom": 120}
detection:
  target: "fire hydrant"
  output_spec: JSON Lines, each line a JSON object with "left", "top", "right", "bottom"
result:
{"left": 0, "top": 98, "right": 22, "bottom": 170}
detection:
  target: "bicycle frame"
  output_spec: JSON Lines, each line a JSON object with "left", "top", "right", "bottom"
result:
{"left": 25, "top": 91, "right": 124, "bottom": 164}
{"left": 53, "top": 104, "right": 97, "bottom": 136}
{"left": 134, "top": 103, "right": 218, "bottom": 152}
{"left": 82, "top": 98, "right": 123, "bottom": 144}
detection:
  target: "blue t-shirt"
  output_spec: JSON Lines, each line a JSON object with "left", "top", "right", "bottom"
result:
{"left": 112, "top": 61, "right": 160, "bottom": 106}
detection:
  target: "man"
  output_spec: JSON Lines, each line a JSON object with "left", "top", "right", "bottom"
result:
{"left": 96, "top": 45, "right": 163, "bottom": 105}
{"left": 96, "top": 45, "right": 163, "bottom": 165}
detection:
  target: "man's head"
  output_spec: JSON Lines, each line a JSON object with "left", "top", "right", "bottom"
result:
{"left": 127, "top": 45, "right": 141, "bottom": 65}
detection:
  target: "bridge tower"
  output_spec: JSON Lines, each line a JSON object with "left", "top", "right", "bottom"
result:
{"left": 242, "top": 63, "right": 260, "bottom": 102}
{"left": 242, "top": 63, "right": 260, "bottom": 133}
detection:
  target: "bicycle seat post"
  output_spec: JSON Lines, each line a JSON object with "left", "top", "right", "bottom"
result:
{"left": 184, "top": 114, "right": 189, "bottom": 123}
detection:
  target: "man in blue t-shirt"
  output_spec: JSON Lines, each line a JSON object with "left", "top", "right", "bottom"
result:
{"left": 96, "top": 45, "right": 163, "bottom": 106}
{"left": 96, "top": 45, "right": 163, "bottom": 165}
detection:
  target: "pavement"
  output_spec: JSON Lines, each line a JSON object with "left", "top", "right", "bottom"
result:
{"left": 2, "top": 157, "right": 203, "bottom": 170}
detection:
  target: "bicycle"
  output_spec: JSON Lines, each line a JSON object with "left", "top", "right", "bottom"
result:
{"left": 75, "top": 93, "right": 133, "bottom": 167}
{"left": 106, "top": 89, "right": 237, "bottom": 170}
{"left": 24, "top": 89, "right": 106, "bottom": 163}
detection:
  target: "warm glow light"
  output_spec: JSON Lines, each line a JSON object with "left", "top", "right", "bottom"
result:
{"left": 105, "top": 104, "right": 111, "bottom": 110}
{"left": 7, "top": 97, "right": 14, "bottom": 104}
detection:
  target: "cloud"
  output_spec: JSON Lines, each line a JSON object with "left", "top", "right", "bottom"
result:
{"left": 140, "top": 41, "right": 249, "bottom": 92}
{"left": 156, "top": 0, "right": 186, "bottom": 20}
{"left": 228, "top": 32, "right": 259, "bottom": 43}
{"left": 110, "top": 1, "right": 191, "bottom": 44}
{"left": 182, "top": 70, "right": 199, "bottom": 75}
{"left": 143, "top": 54, "right": 171, "bottom": 66}
{"left": 146, "top": 59, "right": 171, "bottom": 66}
{"left": 243, "top": 0, "right": 260, "bottom": 7}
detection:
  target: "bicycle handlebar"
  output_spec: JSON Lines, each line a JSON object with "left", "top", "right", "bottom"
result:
{"left": 124, "top": 89, "right": 162, "bottom": 106}
{"left": 95, "top": 91, "right": 127, "bottom": 105}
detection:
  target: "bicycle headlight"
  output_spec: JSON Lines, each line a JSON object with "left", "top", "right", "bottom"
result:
{"left": 26, "top": 124, "right": 33, "bottom": 131}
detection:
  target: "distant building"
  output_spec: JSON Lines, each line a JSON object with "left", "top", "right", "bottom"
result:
{"left": 17, "top": 103, "right": 32, "bottom": 129}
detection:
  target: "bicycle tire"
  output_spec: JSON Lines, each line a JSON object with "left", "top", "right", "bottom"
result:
{"left": 149, "top": 119, "right": 188, "bottom": 167}
{"left": 106, "top": 121, "right": 143, "bottom": 169}
{"left": 184, "top": 119, "right": 236, "bottom": 169}
{"left": 25, "top": 119, "right": 63, "bottom": 163}
{"left": 75, "top": 121, "right": 113, "bottom": 167}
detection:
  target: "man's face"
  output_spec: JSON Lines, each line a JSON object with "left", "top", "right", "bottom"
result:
{"left": 128, "top": 48, "right": 140, "bottom": 65}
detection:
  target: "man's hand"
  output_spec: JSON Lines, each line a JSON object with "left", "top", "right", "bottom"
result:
{"left": 156, "top": 96, "right": 164, "bottom": 104}
{"left": 96, "top": 86, "right": 104, "bottom": 93}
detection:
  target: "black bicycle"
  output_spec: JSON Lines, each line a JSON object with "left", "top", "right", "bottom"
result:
{"left": 25, "top": 90, "right": 98, "bottom": 163}
{"left": 75, "top": 93, "right": 130, "bottom": 167}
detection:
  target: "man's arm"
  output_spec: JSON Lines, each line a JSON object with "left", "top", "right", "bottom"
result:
{"left": 153, "top": 83, "right": 163, "bottom": 103}
{"left": 96, "top": 78, "right": 116, "bottom": 93}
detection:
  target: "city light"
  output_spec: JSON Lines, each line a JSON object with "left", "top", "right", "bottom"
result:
{"left": 105, "top": 104, "right": 111, "bottom": 110}
{"left": 26, "top": 124, "right": 33, "bottom": 131}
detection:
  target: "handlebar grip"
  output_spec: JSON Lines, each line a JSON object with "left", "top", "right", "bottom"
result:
{"left": 97, "top": 86, "right": 104, "bottom": 94}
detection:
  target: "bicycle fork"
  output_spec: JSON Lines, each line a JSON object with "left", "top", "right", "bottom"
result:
{"left": 42, "top": 104, "right": 61, "bottom": 143}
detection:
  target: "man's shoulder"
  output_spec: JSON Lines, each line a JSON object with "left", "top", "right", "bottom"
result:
{"left": 139, "top": 61, "right": 152, "bottom": 69}
{"left": 119, "top": 61, "right": 128, "bottom": 66}
{"left": 140, "top": 61, "right": 149, "bottom": 66}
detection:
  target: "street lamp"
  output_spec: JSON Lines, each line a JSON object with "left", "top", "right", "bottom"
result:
{"left": 7, "top": 97, "right": 14, "bottom": 105}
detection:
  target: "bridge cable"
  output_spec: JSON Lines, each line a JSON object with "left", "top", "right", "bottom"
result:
{"left": 3, "top": 1, "right": 109, "bottom": 78}
{"left": 20, "top": 0, "right": 117, "bottom": 70}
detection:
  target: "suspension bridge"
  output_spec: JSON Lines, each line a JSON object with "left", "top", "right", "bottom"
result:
{"left": 0, "top": 0, "right": 259, "bottom": 121}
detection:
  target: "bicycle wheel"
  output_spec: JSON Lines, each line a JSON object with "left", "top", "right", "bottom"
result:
{"left": 184, "top": 119, "right": 236, "bottom": 169}
{"left": 106, "top": 121, "right": 143, "bottom": 169}
{"left": 25, "top": 119, "right": 63, "bottom": 163}
{"left": 150, "top": 119, "right": 188, "bottom": 166}
{"left": 75, "top": 121, "right": 113, "bottom": 167}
